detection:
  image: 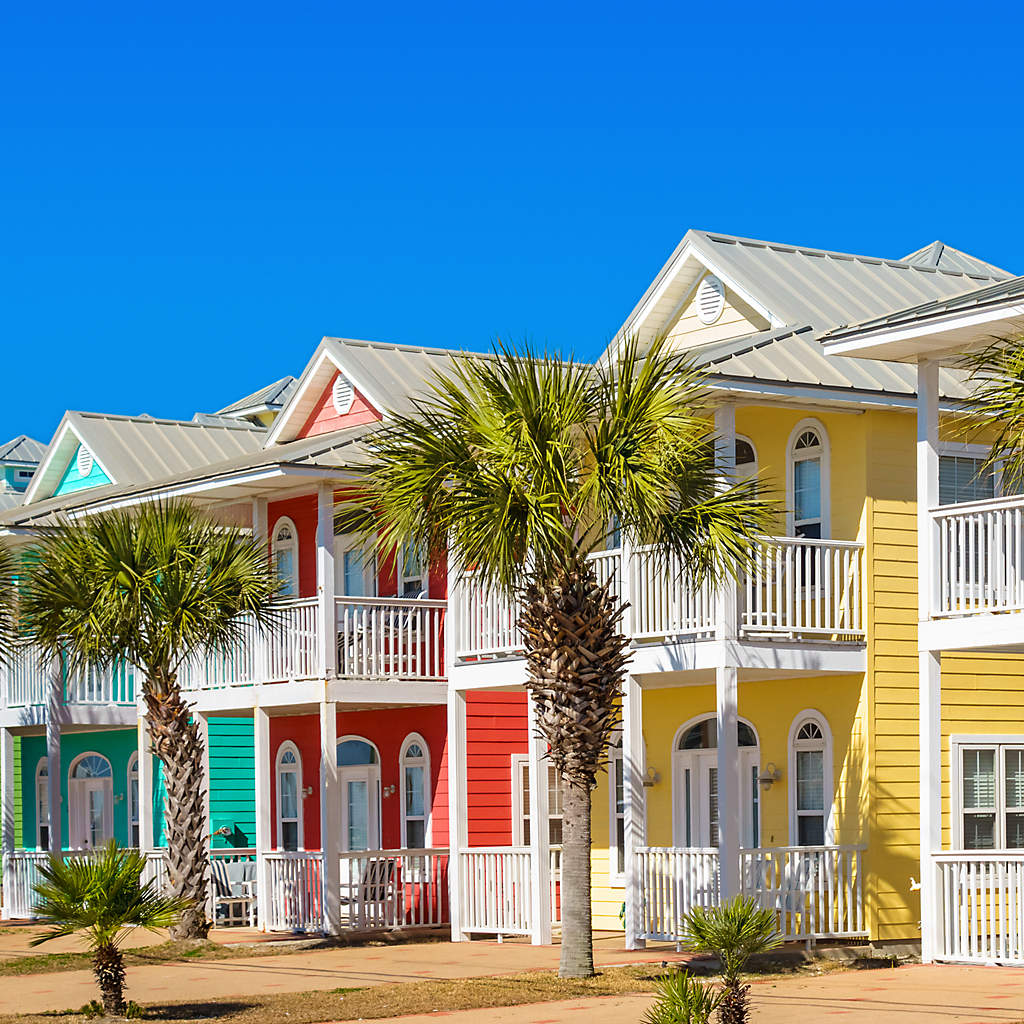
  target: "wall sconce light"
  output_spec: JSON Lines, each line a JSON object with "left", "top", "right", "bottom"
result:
{"left": 383, "top": 784, "right": 397, "bottom": 798}
{"left": 302, "top": 786, "right": 314, "bottom": 798}
{"left": 759, "top": 763, "right": 782, "bottom": 790}
{"left": 642, "top": 767, "right": 660, "bottom": 788}
{"left": 211, "top": 825, "right": 233, "bottom": 838}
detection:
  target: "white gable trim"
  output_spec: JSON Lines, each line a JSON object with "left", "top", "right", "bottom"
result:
{"left": 604, "top": 240, "right": 783, "bottom": 365}
{"left": 265, "top": 342, "right": 386, "bottom": 448}
{"left": 23, "top": 418, "right": 117, "bottom": 505}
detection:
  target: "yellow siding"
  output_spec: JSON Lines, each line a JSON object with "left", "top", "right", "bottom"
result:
{"left": 665, "top": 274, "right": 770, "bottom": 351}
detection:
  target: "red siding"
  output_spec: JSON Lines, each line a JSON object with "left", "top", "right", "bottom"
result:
{"left": 300, "top": 371, "right": 381, "bottom": 438}
{"left": 465, "top": 691, "right": 528, "bottom": 847}
{"left": 268, "top": 705, "right": 448, "bottom": 852}
{"left": 267, "top": 493, "right": 318, "bottom": 598}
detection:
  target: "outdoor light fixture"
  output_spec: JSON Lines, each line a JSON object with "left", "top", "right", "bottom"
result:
{"left": 759, "top": 763, "right": 782, "bottom": 790}
{"left": 642, "top": 767, "right": 660, "bottom": 788}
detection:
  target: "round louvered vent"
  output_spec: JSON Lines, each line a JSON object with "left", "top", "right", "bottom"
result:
{"left": 696, "top": 275, "right": 725, "bottom": 325}
{"left": 332, "top": 374, "right": 354, "bottom": 415}
{"left": 76, "top": 446, "right": 94, "bottom": 477}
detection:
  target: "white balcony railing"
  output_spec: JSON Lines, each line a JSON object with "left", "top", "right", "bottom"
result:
{"left": 635, "top": 845, "right": 867, "bottom": 944}
{"left": 932, "top": 495, "right": 1024, "bottom": 617}
{"left": 336, "top": 597, "right": 446, "bottom": 681}
{"left": 934, "top": 851, "right": 1024, "bottom": 965}
{"left": 453, "top": 537, "right": 865, "bottom": 661}
{"left": 3, "top": 645, "right": 137, "bottom": 709}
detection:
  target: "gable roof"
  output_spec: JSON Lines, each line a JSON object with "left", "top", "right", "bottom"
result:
{"left": 901, "top": 241, "right": 1013, "bottom": 279}
{"left": 216, "top": 376, "right": 298, "bottom": 418}
{"left": 24, "top": 411, "right": 265, "bottom": 505}
{"left": 0, "top": 435, "right": 45, "bottom": 465}
{"left": 266, "top": 336, "right": 492, "bottom": 446}
{"left": 608, "top": 229, "right": 1014, "bottom": 404}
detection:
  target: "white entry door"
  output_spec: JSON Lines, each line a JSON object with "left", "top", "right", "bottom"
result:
{"left": 70, "top": 778, "right": 113, "bottom": 849}
{"left": 340, "top": 766, "right": 380, "bottom": 853}
{"left": 675, "top": 749, "right": 760, "bottom": 849}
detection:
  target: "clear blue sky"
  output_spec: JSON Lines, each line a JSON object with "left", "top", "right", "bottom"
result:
{"left": 1, "top": 2, "right": 1019, "bottom": 443}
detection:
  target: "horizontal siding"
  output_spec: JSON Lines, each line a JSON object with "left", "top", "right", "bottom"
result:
{"left": 208, "top": 717, "right": 255, "bottom": 848}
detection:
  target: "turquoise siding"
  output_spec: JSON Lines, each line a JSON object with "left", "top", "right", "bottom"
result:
{"left": 53, "top": 445, "right": 111, "bottom": 496}
{"left": 208, "top": 717, "right": 255, "bottom": 848}
{"left": 20, "top": 730, "right": 139, "bottom": 849}
{"left": 2, "top": 465, "right": 33, "bottom": 492}
{"left": 12, "top": 737, "right": 21, "bottom": 848}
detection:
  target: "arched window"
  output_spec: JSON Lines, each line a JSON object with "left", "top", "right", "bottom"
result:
{"left": 787, "top": 420, "right": 830, "bottom": 539}
{"left": 275, "top": 742, "right": 303, "bottom": 851}
{"left": 272, "top": 517, "right": 299, "bottom": 597}
{"left": 337, "top": 738, "right": 379, "bottom": 766}
{"left": 35, "top": 759, "right": 49, "bottom": 850}
{"left": 400, "top": 735, "right": 430, "bottom": 849}
{"left": 127, "top": 753, "right": 140, "bottom": 848}
{"left": 788, "top": 711, "right": 833, "bottom": 846}
{"left": 735, "top": 437, "right": 758, "bottom": 484}
{"left": 68, "top": 752, "right": 113, "bottom": 850}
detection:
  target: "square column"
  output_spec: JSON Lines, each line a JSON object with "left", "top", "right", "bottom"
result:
{"left": 319, "top": 700, "right": 341, "bottom": 935}
{"left": 46, "top": 657, "right": 62, "bottom": 854}
{"left": 1, "top": 727, "right": 14, "bottom": 921}
{"left": 254, "top": 707, "right": 271, "bottom": 930}
{"left": 446, "top": 688, "right": 468, "bottom": 941}
{"left": 316, "top": 483, "right": 337, "bottom": 679}
{"left": 713, "top": 404, "right": 739, "bottom": 643}
{"left": 622, "top": 674, "right": 646, "bottom": 949}
{"left": 917, "top": 359, "right": 941, "bottom": 961}
{"left": 137, "top": 716, "right": 155, "bottom": 852}
{"left": 716, "top": 663, "right": 740, "bottom": 900}
{"left": 526, "top": 693, "right": 552, "bottom": 945}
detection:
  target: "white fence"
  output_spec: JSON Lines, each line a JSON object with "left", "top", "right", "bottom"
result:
{"left": 635, "top": 845, "right": 867, "bottom": 944}
{"left": 740, "top": 845, "right": 866, "bottom": 940}
{"left": 459, "top": 847, "right": 533, "bottom": 935}
{"left": 3, "top": 646, "right": 137, "bottom": 708}
{"left": 336, "top": 598, "right": 446, "bottom": 681}
{"left": 935, "top": 852, "right": 1024, "bottom": 964}
{"left": 932, "top": 496, "right": 1024, "bottom": 617}
{"left": 263, "top": 851, "right": 325, "bottom": 932}
{"left": 339, "top": 848, "right": 449, "bottom": 929}
{"left": 742, "top": 539, "right": 864, "bottom": 640}
{"left": 630, "top": 547, "right": 717, "bottom": 641}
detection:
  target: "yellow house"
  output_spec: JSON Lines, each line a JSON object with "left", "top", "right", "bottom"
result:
{"left": 447, "top": 231, "right": 1024, "bottom": 960}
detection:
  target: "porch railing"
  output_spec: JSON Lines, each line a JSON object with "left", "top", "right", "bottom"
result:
{"left": 932, "top": 495, "right": 1024, "bottom": 617}
{"left": 339, "top": 848, "right": 449, "bottom": 929}
{"left": 453, "top": 537, "right": 865, "bottom": 660}
{"left": 459, "top": 847, "right": 533, "bottom": 936}
{"left": 635, "top": 845, "right": 867, "bottom": 943}
{"left": 263, "top": 851, "right": 325, "bottom": 932}
{"left": 934, "top": 851, "right": 1024, "bottom": 964}
{"left": 3, "top": 645, "right": 137, "bottom": 709}
{"left": 335, "top": 598, "right": 446, "bottom": 681}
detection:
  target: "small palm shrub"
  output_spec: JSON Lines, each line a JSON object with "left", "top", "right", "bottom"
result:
{"left": 643, "top": 970, "right": 723, "bottom": 1024}
{"left": 682, "top": 896, "right": 782, "bottom": 1024}
{"left": 31, "top": 842, "right": 189, "bottom": 1016}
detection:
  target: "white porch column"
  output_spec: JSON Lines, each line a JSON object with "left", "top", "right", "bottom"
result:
{"left": 316, "top": 483, "right": 337, "bottom": 680}
{"left": 252, "top": 497, "right": 268, "bottom": 546}
{"left": 319, "top": 700, "right": 341, "bottom": 935}
{"left": 137, "top": 716, "right": 155, "bottom": 852}
{"left": 526, "top": 693, "right": 552, "bottom": 945}
{"left": 1, "top": 727, "right": 14, "bottom": 920}
{"left": 195, "top": 713, "right": 212, "bottom": 920}
{"left": 253, "top": 498, "right": 270, "bottom": 684}
{"left": 446, "top": 688, "right": 468, "bottom": 941}
{"left": 917, "top": 359, "right": 942, "bottom": 961}
{"left": 623, "top": 673, "right": 646, "bottom": 949}
{"left": 46, "top": 658, "right": 62, "bottom": 853}
{"left": 713, "top": 404, "right": 740, "bottom": 901}
{"left": 253, "top": 707, "right": 271, "bottom": 930}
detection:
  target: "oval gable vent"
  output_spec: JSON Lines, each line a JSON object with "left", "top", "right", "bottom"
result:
{"left": 332, "top": 374, "right": 355, "bottom": 415}
{"left": 76, "top": 445, "right": 94, "bottom": 477}
{"left": 696, "top": 275, "right": 725, "bottom": 325}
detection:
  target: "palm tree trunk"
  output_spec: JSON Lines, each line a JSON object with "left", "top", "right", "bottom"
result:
{"left": 144, "top": 674, "right": 209, "bottom": 940}
{"left": 93, "top": 941, "right": 126, "bottom": 1016}
{"left": 558, "top": 777, "right": 594, "bottom": 978}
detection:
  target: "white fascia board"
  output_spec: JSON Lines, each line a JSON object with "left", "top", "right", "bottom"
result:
{"left": 689, "top": 249, "right": 783, "bottom": 329}
{"left": 919, "top": 612, "right": 1024, "bottom": 653}
{"left": 23, "top": 419, "right": 116, "bottom": 505}
{"left": 705, "top": 376, "right": 966, "bottom": 413}
{"left": 824, "top": 303, "right": 1024, "bottom": 360}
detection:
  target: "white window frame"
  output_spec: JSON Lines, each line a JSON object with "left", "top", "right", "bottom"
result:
{"left": 608, "top": 733, "right": 626, "bottom": 887}
{"left": 271, "top": 516, "right": 299, "bottom": 597}
{"left": 951, "top": 734, "right": 1024, "bottom": 849}
{"left": 734, "top": 434, "right": 758, "bottom": 484}
{"left": 35, "top": 758, "right": 49, "bottom": 850}
{"left": 785, "top": 418, "right": 830, "bottom": 539}
{"left": 399, "top": 733, "right": 431, "bottom": 849}
{"left": 510, "top": 754, "right": 563, "bottom": 848}
{"left": 275, "top": 741, "right": 304, "bottom": 851}
{"left": 400, "top": 542, "right": 427, "bottom": 598}
{"left": 127, "top": 753, "right": 140, "bottom": 848}
{"left": 937, "top": 442, "right": 1000, "bottom": 507}
{"left": 67, "top": 751, "right": 114, "bottom": 850}
{"left": 787, "top": 710, "right": 834, "bottom": 846}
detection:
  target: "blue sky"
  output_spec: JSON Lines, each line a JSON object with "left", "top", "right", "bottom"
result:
{"left": 1, "top": 2, "right": 1019, "bottom": 443}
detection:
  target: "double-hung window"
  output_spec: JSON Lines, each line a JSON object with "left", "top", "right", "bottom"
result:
{"left": 939, "top": 448, "right": 996, "bottom": 507}
{"left": 957, "top": 740, "right": 1024, "bottom": 849}
{"left": 512, "top": 756, "right": 563, "bottom": 847}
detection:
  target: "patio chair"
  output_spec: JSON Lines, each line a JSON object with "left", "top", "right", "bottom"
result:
{"left": 211, "top": 857, "right": 257, "bottom": 928}
{"left": 340, "top": 856, "right": 397, "bottom": 929}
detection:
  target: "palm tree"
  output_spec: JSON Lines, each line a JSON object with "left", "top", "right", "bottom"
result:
{"left": 682, "top": 896, "right": 782, "bottom": 1024}
{"left": 337, "top": 336, "right": 775, "bottom": 977}
{"left": 22, "top": 501, "right": 281, "bottom": 938}
{"left": 31, "top": 841, "right": 188, "bottom": 1015}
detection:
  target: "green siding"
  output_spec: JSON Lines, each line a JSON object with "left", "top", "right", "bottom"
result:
{"left": 53, "top": 445, "right": 112, "bottom": 496}
{"left": 12, "top": 737, "right": 21, "bottom": 848}
{"left": 208, "top": 717, "right": 254, "bottom": 848}
{"left": 20, "top": 730, "right": 138, "bottom": 849}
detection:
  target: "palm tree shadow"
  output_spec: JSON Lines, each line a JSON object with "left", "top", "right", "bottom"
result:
{"left": 137, "top": 1002, "right": 256, "bottom": 1019}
